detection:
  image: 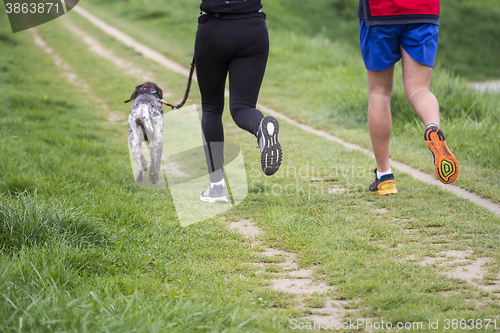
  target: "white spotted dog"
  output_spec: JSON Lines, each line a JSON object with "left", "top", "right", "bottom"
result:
{"left": 125, "top": 82, "right": 164, "bottom": 184}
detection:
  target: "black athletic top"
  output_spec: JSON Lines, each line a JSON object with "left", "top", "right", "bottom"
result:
{"left": 357, "top": 0, "right": 439, "bottom": 26}
{"left": 199, "top": 0, "right": 265, "bottom": 22}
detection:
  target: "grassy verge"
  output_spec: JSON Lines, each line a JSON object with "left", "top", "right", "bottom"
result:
{"left": 1, "top": 4, "right": 500, "bottom": 333}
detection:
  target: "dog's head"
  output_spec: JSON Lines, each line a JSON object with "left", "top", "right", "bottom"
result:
{"left": 124, "top": 82, "right": 163, "bottom": 103}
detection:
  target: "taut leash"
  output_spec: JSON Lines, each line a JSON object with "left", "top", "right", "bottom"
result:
{"left": 161, "top": 56, "right": 196, "bottom": 110}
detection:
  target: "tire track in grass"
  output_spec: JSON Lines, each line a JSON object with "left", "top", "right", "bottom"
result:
{"left": 228, "top": 219, "right": 353, "bottom": 326}
{"left": 71, "top": 7, "right": 190, "bottom": 78}
{"left": 31, "top": 29, "right": 90, "bottom": 93}
{"left": 71, "top": 5, "right": 500, "bottom": 217}
{"left": 61, "top": 20, "right": 163, "bottom": 125}
{"left": 31, "top": 27, "right": 123, "bottom": 125}
{"left": 63, "top": 21, "right": 154, "bottom": 84}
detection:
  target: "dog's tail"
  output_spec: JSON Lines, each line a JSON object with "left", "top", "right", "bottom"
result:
{"left": 136, "top": 117, "right": 149, "bottom": 143}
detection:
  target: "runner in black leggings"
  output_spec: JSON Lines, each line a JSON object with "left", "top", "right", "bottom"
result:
{"left": 196, "top": 0, "right": 283, "bottom": 203}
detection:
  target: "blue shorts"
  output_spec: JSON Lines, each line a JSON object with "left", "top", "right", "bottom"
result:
{"left": 359, "top": 19, "right": 439, "bottom": 71}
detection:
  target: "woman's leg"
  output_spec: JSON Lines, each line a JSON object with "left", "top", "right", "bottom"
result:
{"left": 195, "top": 21, "right": 229, "bottom": 182}
{"left": 228, "top": 18, "right": 269, "bottom": 136}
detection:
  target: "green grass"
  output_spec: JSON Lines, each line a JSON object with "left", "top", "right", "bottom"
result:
{"left": 438, "top": 0, "right": 500, "bottom": 81}
{"left": 0, "top": 193, "right": 109, "bottom": 252}
{"left": 1, "top": 2, "right": 500, "bottom": 332}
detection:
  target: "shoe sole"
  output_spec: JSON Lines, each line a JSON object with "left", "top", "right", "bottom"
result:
{"left": 370, "top": 180, "right": 398, "bottom": 195}
{"left": 424, "top": 125, "right": 458, "bottom": 184}
{"left": 260, "top": 116, "right": 282, "bottom": 176}
{"left": 200, "top": 195, "right": 229, "bottom": 203}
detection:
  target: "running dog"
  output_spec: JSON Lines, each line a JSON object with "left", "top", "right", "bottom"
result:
{"left": 125, "top": 82, "right": 164, "bottom": 184}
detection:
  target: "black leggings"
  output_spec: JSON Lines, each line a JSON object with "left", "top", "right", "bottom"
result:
{"left": 195, "top": 17, "right": 269, "bottom": 182}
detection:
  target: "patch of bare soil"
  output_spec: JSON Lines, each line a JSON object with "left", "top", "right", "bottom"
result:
{"left": 162, "top": 161, "right": 190, "bottom": 178}
{"left": 228, "top": 219, "right": 263, "bottom": 240}
{"left": 372, "top": 208, "right": 388, "bottom": 214}
{"left": 227, "top": 219, "right": 352, "bottom": 325}
{"left": 272, "top": 279, "right": 332, "bottom": 294}
{"left": 469, "top": 81, "right": 500, "bottom": 93}
{"left": 404, "top": 250, "right": 500, "bottom": 292}
{"left": 108, "top": 111, "right": 127, "bottom": 124}
{"left": 302, "top": 300, "right": 352, "bottom": 327}
{"left": 327, "top": 186, "right": 347, "bottom": 195}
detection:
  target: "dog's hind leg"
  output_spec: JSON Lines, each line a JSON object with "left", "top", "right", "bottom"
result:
{"left": 149, "top": 141, "right": 163, "bottom": 184}
{"left": 141, "top": 155, "right": 148, "bottom": 172}
{"left": 129, "top": 132, "right": 145, "bottom": 183}
{"left": 148, "top": 117, "right": 164, "bottom": 184}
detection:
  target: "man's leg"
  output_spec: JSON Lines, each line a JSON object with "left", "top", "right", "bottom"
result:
{"left": 401, "top": 47, "right": 440, "bottom": 126}
{"left": 401, "top": 47, "right": 458, "bottom": 184}
{"left": 367, "top": 66, "right": 395, "bottom": 173}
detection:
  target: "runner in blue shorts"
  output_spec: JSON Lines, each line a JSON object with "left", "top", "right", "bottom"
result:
{"left": 357, "top": 0, "right": 459, "bottom": 195}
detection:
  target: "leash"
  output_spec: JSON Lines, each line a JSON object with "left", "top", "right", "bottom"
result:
{"left": 160, "top": 56, "right": 196, "bottom": 110}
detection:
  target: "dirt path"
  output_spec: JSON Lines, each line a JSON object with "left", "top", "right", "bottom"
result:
{"left": 228, "top": 219, "right": 352, "bottom": 326}
{"left": 70, "top": 5, "right": 500, "bottom": 217}
{"left": 469, "top": 81, "right": 500, "bottom": 93}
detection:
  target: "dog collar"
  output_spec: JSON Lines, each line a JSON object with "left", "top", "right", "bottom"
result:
{"left": 124, "top": 87, "right": 163, "bottom": 103}
{"left": 138, "top": 87, "right": 161, "bottom": 98}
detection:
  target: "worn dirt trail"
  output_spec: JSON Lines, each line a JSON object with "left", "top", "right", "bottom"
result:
{"left": 228, "top": 219, "right": 351, "bottom": 325}
{"left": 469, "top": 81, "right": 500, "bottom": 93}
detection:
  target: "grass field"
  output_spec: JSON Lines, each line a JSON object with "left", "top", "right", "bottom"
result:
{"left": 1, "top": 1, "right": 500, "bottom": 332}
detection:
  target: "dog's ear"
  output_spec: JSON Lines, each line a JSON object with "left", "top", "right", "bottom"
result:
{"left": 153, "top": 83, "right": 163, "bottom": 100}
{"left": 124, "top": 83, "right": 144, "bottom": 103}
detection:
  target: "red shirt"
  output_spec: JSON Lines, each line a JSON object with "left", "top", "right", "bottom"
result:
{"left": 358, "top": 0, "right": 440, "bottom": 26}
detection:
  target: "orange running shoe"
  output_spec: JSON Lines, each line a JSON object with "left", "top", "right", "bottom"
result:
{"left": 424, "top": 123, "right": 458, "bottom": 184}
{"left": 369, "top": 168, "right": 398, "bottom": 195}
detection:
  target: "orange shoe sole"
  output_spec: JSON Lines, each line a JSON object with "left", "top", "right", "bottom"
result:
{"left": 424, "top": 125, "right": 459, "bottom": 184}
{"left": 370, "top": 179, "right": 398, "bottom": 195}
{"left": 377, "top": 180, "right": 398, "bottom": 195}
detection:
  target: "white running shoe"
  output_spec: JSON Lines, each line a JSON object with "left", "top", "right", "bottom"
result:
{"left": 200, "top": 184, "right": 229, "bottom": 203}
